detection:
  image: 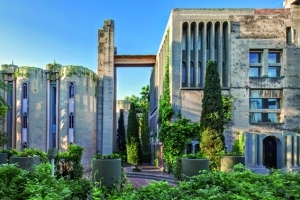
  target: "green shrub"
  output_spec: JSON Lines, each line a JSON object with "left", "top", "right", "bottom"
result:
{"left": 200, "top": 60, "right": 225, "bottom": 171}
{"left": 55, "top": 143, "right": 84, "bottom": 180}
{"left": 126, "top": 102, "right": 142, "bottom": 168}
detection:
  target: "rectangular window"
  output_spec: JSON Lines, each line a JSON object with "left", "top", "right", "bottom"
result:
{"left": 268, "top": 51, "right": 281, "bottom": 77}
{"left": 250, "top": 113, "right": 280, "bottom": 123}
{"left": 249, "top": 90, "right": 282, "bottom": 123}
{"left": 286, "top": 27, "right": 292, "bottom": 44}
{"left": 249, "top": 51, "right": 262, "bottom": 77}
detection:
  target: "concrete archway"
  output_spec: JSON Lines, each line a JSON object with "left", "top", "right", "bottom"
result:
{"left": 97, "top": 20, "right": 156, "bottom": 154}
{"left": 263, "top": 136, "right": 277, "bottom": 169}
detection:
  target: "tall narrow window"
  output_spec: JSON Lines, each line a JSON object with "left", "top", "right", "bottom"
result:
{"left": 22, "top": 83, "right": 28, "bottom": 99}
{"left": 249, "top": 51, "right": 262, "bottom": 77}
{"left": 190, "top": 29, "right": 194, "bottom": 50}
{"left": 23, "top": 113, "right": 28, "bottom": 128}
{"left": 190, "top": 62, "right": 195, "bottom": 87}
{"left": 182, "top": 62, "right": 187, "bottom": 87}
{"left": 198, "top": 23, "right": 204, "bottom": 50}
{"left": 22, "top": 83, "right": 28, "bottom": 148}
{"left": 286, "top": 27, "right": 292, "bottom": 44}
{"left": 182, "top": 23, "right": 188, "bottom": 50}
{"left": 68, "top": 82, "right": 75, "bottom": 143}
{"left": 50, "top": 83, "right": 57, "bottom": 148}
{"left": 69, "top": 82, "right": 74, "bottom": 98}
{"left": 268, "top": 51, "right": 281, "bottom": 77}
{"left": 198, "top": 62, "right": 202, "bottom": 87}
{"left": 222, "top": 22, "right": 228, "bottom": 62}
{"left": 222, "top": 62, "right": 227, "bottom": 87}
{"left": 69, "top": 113, "right": 74, "bottom": 128}
{"left": 6, "top": 81, "right": 13, "bottom": 148}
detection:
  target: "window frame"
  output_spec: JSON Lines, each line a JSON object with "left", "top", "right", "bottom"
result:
{"left": 267, "top": 51, "right": 281, "bottom": 78}
{"left": 249, "top": 51, "right": 263, "bottom": 78}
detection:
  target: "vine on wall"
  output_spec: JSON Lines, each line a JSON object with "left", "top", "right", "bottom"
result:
{"left": 157, "top": 30, "right": 200, "bottom": 176}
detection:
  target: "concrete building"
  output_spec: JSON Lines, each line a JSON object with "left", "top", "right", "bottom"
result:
{"left": 150, "top": 0, "right": 300, "bottom": 173}
{"left": 1, "top": 0, "right": 300, "bottom": 172}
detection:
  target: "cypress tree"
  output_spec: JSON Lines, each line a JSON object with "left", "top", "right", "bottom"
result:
{"left": 140, "top": 108, "right": 150, "bottom": 161}
{"left": 126, "top": 102, "right": 142, "bottom": 169}
{"left": 200, "top": 60, "right": 225, "bottom": 170}
{"left": 117, "top": 110, "right": 126, "bottom": 151}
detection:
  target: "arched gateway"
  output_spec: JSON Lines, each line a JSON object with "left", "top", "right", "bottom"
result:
{"left": 97, "top": 20, "right": 155, "bottom": 154}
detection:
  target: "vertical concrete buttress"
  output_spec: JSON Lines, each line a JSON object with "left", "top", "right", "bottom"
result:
{"left": 97, "top": 20, "right": 115, "bottom": 154}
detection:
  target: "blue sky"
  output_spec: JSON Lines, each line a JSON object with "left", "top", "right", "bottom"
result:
{"left": 0, "top": 0, "right": 282, "bottom": 100}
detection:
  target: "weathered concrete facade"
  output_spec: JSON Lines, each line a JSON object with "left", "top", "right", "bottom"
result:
{"left": 149, "top": 1, "right": 300, "bottom": 172}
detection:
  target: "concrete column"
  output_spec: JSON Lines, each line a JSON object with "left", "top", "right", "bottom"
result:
{"left": 252, "top": 133, "right": 257, "bottom": 165}
{"left": 262, "top": 49, "right": 268, "bottom": 77}
{"left": 286, "top": 135, "right": 292, "bottom": 168}
{"left": 257, "top": 134, "right": 263, "bottom": 166}
{"left": 46, "top": 78, "right": 50, "bottom": 151}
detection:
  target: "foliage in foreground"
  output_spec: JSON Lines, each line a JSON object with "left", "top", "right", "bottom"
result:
{"left": 1, "top": 163, "right": 300, "bottom": 199}
{"left": 200, "top": 60, "right": 225, "bottom": 171}
{"left": 126, "top": 102, "right": 142, "bottom": 167}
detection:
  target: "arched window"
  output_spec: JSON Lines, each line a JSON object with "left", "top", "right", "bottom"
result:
{"left": 182, "top": 28, "right": 187, "bottom": 50}
{"left": 190, "top": 62, "right": 195, "bottom": 86}
{"left": 22, "top": 83, "right": 28, "bottom": 99}
{"left": 198, "top": 23, "right": 204, "bottom": 50}
{"left": 69, "top": 82, "right": 74, "bottom": 98}
{"left": 182, "top": 62, "right": 187, "bottom": 86}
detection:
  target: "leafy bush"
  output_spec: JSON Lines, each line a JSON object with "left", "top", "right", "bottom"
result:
{"left": 126, "top": 102, "right": 142, "bottom": 168}
{"left": 55, "top": 143, "right": 84, "bottom": 180}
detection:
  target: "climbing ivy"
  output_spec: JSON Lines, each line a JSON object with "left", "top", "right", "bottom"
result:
{"left": 157, "top": 30, "right": 199, "bottom": 175}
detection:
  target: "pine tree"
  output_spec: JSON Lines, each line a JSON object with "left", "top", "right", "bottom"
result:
{"left": 126, "top": 102, "right": 142, "bottom": 170}
{"left": 200, "top": 60, "right": 225, "bottom": 170}
{"left": 117, "top": 110, "right": 126, "bottom": 151}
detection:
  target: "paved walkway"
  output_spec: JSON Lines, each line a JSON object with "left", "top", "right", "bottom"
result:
{"left": 84, "top": 163, "right": 177, "bottom": 189}
{"left": 124, "top": 163, "right": 177, "bottom": 189}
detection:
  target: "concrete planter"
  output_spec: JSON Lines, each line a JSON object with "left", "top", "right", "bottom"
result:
{"left": 10, "top": 156, "right": 40, "bottom": 171}
{"left": 0, "top": 153, "right": 8, "bottom": 164}
{"left": 92, "top": 158, "right": 121, "bottom": 187}
{"left": 180, "top": 158, "right": 209, "bottom": 181}
{"left": 220, "top": 156, "right": 245, "bottom": 172}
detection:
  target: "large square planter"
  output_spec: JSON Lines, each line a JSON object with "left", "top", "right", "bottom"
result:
{"left": 10, "top": 156, "right": 40, "bottom": 171}
{"left": 92, "top": 159, "right": 121, "bottom": 187}
{"left": 220, "top": 156, "right": 245, "bottom": 172}
{"left": 180, "top": 158, "right": 209, "bottom": 181}
{"left": 0, "top": 153, "right": 8, "bottom": 164}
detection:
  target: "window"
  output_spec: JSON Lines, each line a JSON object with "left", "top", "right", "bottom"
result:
{"left": 22, "top": 83, "right": 28, "bottom": 99}
{"left": 249, "top": 52, "right": 262, "bottom": 77}
{"left": 198, "top": 62, "right": 202, "bottom": 87}
{"left": 182, "top": 62, "right": 187, "bottom": 87}
{"left": 249, "top": 90, "right": 282, "bottom": 123}
{"left": 190, "top": 62, "right": 195, "bottom": 86}
{"left": 69, "top": 112, "right": 74, "bottom": 128}
{"left": 286, "top": 27, "right": 292, "bottom": 44}
{"left": 268, "top": 52, "right": 281, "bottom": 77}
{"left": 69, "top": 82, "right": 74, "bottom": 98}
